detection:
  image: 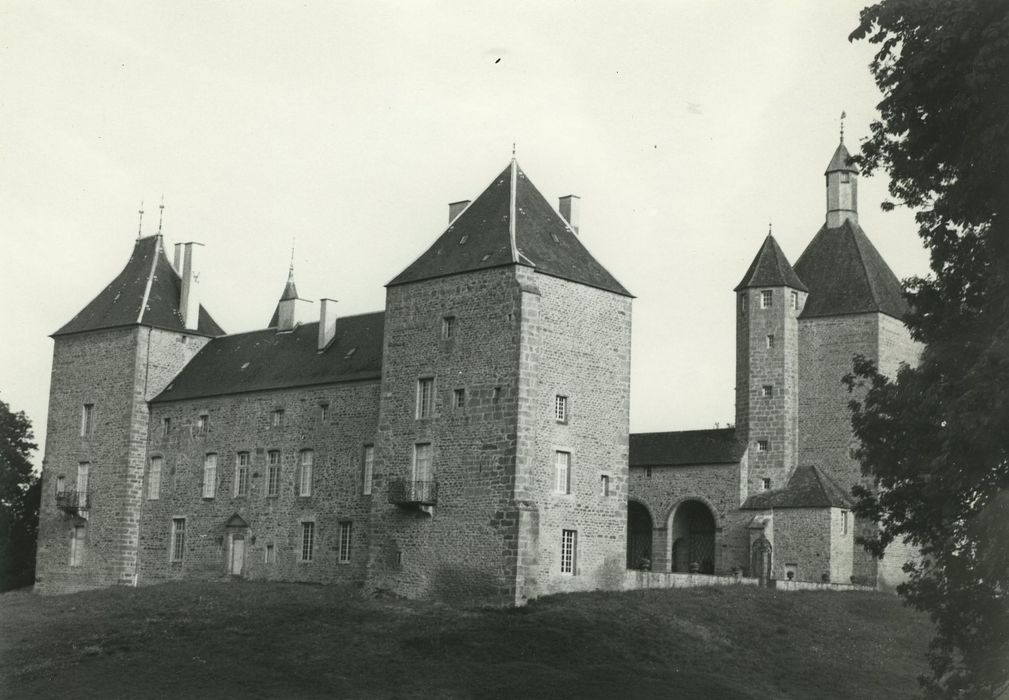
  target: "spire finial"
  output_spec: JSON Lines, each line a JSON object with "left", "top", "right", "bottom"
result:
{"left": 512, "top": 141, "right": 516, "bottom": 160}
{"left": 157, "top": 195, "right": 165, "bottom": 236}
{"left": 137, "top": 200, "right": 145, "bottom": 239}
{"left": 289, "top": 238, "right": 295, "bottom": 275}
{"left": 768, "top": 220, "right": 773, "bottom": 237}
{"left": 840, "top": 110, "right": 846, "bottom": 144}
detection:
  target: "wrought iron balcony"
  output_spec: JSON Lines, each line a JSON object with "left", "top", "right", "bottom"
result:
{"left": 56, "top": 489, "right": 90, "bottom": 514}
{"left": 387, "top": 479, "right": 438, "bottom": 507}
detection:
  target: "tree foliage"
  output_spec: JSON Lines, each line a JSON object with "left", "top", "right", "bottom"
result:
{"left": 846, "top": 0, "right": 1009, "bottom": 696}
{"left": 0, "top": 396, "right": 39, "bottom": 590}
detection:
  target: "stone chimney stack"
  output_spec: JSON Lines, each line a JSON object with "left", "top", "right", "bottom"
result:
{"left": 179, "top": 242, "right": 204, "bottom": 331}
{"left": 448, "top": 200, "right": 470, "bottom": 223}
{"left": 559, "top": 195, "right": 580, "bottom": 234}
{"left": 173, "top": 243, "right": 183, "bottom": 275}
{"left": 318, "top": 298, "right": 338, "bottom": 350}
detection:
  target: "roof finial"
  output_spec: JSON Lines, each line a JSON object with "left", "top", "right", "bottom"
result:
{"left": 157, "top": 195, "right": 165, "bottom": 236}
{"left": 512, "top": 141, "right": 516, "bottom": 160}
{"left": 768, "top": 220, "right": 773, "bottom": 237}
{"left": 137, "top": 200, "right": 145, "bottom": 240}
{"left": 840, "top": 110, "right": 846, "bottom": 144}
{"left": 289, "top": 238, "right": 295, "bottom": 275}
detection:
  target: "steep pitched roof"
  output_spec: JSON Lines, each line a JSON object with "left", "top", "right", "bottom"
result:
{"left": 794, "top": 219, "right": 909, "bottom": 320}
{"left": 629, "top": 428, "right": 745, "bottom": 467}
{"left": 388, "top": 161, "right": 631, "bottom": 296}
{"left": 734, "top": 234, "right": 808, "bottom": 292}
{"left": 742, "top": 465, "right": 855, "bottom": 509}
{"left": 151, "top": 312, "right": 384, "bottom": 403}
{"left": 825, "top": 141, "right": 858, "bottom": 173}
{"left": 54, "top": 235, "right": 224, "bottom": 338}
{"left": 267, "top": 267, "right": 303, "bottom": 328}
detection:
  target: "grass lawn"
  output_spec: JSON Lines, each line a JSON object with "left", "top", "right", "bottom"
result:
{"left": 0, "top": 581, "right": 931, "bottom": 699}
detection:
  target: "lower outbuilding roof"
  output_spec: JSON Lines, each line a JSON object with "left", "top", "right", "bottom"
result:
{"left": 629, "top": 428, "right": 744, "bottom": 467}
{"left": 742, "top": 465, "right": 855, "bottom": 510}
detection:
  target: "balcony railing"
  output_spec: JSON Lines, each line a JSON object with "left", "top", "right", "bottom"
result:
{"left": 56, "top": 490, "right": 90, "bottom": 514}
{"left": 388, "top": 479, "right": 438, "bottom": 507}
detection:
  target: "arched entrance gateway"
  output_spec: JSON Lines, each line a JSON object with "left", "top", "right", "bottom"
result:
{"left": 669, "top": 500, "right": 716, "bottom": 574}
{"left": 626, "top": 500, "right": 654, "bottom": 569}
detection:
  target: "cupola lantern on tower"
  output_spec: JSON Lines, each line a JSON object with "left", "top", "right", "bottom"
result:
{"left": 825, "top": 138, "right": 858, "bottom": 228}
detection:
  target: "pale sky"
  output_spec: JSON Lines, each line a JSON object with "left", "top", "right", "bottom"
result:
{"left": 0, "top": 1, "right": 929, "bottom": 462}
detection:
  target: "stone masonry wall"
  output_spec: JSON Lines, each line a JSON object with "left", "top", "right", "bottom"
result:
{"left": 772, "top": 508, "right": 834, "bottom": 583}
{"left": 140, "top": 380, "right": 379, "bottom": 585}
{"left": 367, "top": 267, "right": 525, "bottom": 604}
{"left": 517, "top": 271, "right": 631, "bottom": 600}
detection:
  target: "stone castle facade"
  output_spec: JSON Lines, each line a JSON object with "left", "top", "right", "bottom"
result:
{"left": 35, "top": 139, "right": 918, "bottom": 602}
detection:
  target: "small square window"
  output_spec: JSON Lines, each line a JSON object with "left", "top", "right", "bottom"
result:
{"left": 555, "top": 395, "right": 568, "bottom": 423}
{"left": 272, "top": 409, "right": 285, "bottom": 428}
{"left": 766, "top": 334, "right": 775, "bottom": 349}
{"left": 761, "top": 385, "right": 773, "bottom": 398}
{"left": 757, "top": 439, "right": 769, "bottom": 452}
{"left": 442, "top": 316, "right": 456, "bottom": 340}
{"left": 416, "top": 378, "right": 435, "bottom": 419}
{"left": 760, "top": 290, "right": 773, "bottom": 309}
{"left": 791, "top": 291, "right": 799, "bottom": 310}
{"left": 761, "top": 477, "right": 771, "bottom": 491}
{"left": 453, "top": 388, "right": 465, "bottom": 409}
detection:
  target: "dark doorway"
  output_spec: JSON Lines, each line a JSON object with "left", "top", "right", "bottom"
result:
{"left": 670, "top": 500, "right": 716, "bottom": 574}
{"left": 626, "top": 501, "right": 654, "bottom": 569}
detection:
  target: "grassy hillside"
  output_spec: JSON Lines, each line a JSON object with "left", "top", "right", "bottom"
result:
{"left": 0, "top": 582, "right": 930, "bottom": 699}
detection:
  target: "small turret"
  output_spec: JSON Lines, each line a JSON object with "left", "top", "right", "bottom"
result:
{"left": 268, "top": 263, "right": 314, "bottom": 330}
{"left": 825, "top": 138, "right": 858, "bottom": 228}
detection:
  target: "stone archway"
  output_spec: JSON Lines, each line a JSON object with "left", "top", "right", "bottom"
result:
{"left": 669, "top": 500, "right": 716, "bottom": 574}
{"left": 626, "top": 500, "right": 654, "bottom": 570}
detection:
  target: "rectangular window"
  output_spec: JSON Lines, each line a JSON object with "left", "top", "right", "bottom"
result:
{"left": 841, "top": 510, "right": 849, "bottom": 535}
{"left": 761, "top": 385, "right": 774, "bottom": 398}
{"left": 234, "top": 452, "right": 250, "bottom": 497}
{"left": 555, "top": 395, "right": 568, "bottom": 423}
{"left": 416, "top": 378, "right": 435, "bottom": 419}
{"left": 760, "top": 290, "right": 773, "bottom": 308}
{"left": 319, "top": 404, "right": 328, "bottom": 422}
{"left": 645, "top": 466, "right": 653, "bottom": 478}
{"left": 202, "top": 453, "right": 217, "bottom": 498}
{"left": 766, "top": 334, "right": 775, "bottom": 349}
{"left": 560, "top": 529, "right": 577, "bottom": 574}
{"left": 554, "top": 451, "right": 571, "bottom": 494}
{"left": 171, "top": 518, "right": 186, "bottom": 562}
{"left": 69, "top": 525, "right": 85, "bottom": 567}
{"left": 453, "top": 388, "right": 465, "bottom": 409}
{"left": 757, "top": 439, "right": 769, "bottom": 452}
{"left": 298, "top": 450, "right": 314, "bottom": 497}
{"left": 265, "top": 544, "right": 276, "bottom": 564}
{"left": 441, "top": 316, "right": 456, "bottom": 340}
{"left": 600, "top": 474, "right": 611, "bottom": 497}
{"left": 148, "top": 456, "right": 162, "bottom": 500}
{"left": 761, "top": 477, "right": 771, "bottom": 491}
{"left": 267, "top": 451, "right": 281, "bottom": 497}
{"left": 362, "top": 445, "right": 374, "bottom": 496}
{"left": 77, "top": 462, "right": 90, "bottom": 495}
{"left": 301, "top": 522, "right": 315, "bottom": 562}
{"left": 80, "top": 404, "right": 94, "bottom": 437}
{"left": 338, "top": 521, "right": 353, "bottom": 563}
{"left": 161, "top": 417, "right": 171, "bottom": 438}
{"left": 272, "top": 409, "right": 285, "bottom": 428}
{"left": 55, "top": 474, "right": 65, "bottom": 496}
{"left": 196, "top": 413, "right": 208, "bottom": 436}
{"left": 413, "top": 443, "right": 433, "bottom": 481}
{"left": 791, "top": 291, "right": 799, "bottom": 310}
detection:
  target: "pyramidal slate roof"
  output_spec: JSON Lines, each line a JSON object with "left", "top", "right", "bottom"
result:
{"left": 267, "top": 267, "right": 303, "bottom": 328}
{"left": 152, "top": 312, "right": 385, "bottom": 403}
{"left": 54, "top": 235, "right": 224, "bottom": 338}
{"left": 825, "top": 141, "right": 858, "bottom": 173}
{"left": 794, "top": 219, "right": 909, "bottom": 320}
{"left": 734, "top": 234, "right": 808, "bottom": 292}
{"left": 388, "top": 161, "right": 631, "bottom": 296}
{"left": 742, "top": 465, "right": 855, "bottom": 510}
{"left": 629, "top": 428, "right": 745, "bottom": 467}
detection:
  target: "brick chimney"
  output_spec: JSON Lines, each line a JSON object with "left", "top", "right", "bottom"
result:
{"left": 559, "top": 195, "right": 580, "bottom": 234}
{"left": 448, "top": 200, "right": 470, "bottom": 223}
{"left": 179, "top": 242, "right": 204, "bottom": 331}
{"left": 318, "top": 298, "right": 338, "bottom": 350}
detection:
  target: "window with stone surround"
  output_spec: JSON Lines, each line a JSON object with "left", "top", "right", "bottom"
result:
{"left": 339, "top": 521, "right": 353, "bottom": 563}
{"left": 362, "top": 445, "right": 374, "bottom": 495}
{"left": 761, "top": 477, "right": 771, "bottom": 491}
{"left": 416, "top": 378, "right": 435, "bottom": 419}
{"left": 841, "top": 510, "right": 849, "bottom": 535}
{"left": 196, "top": 413, "right": 209, "bottom": 436}
{"left": 761, "top": 385, "right": 774, "bottom": 398}
{"left": 760, "top": 290, "right": 773, "bottom": 309}
{"left": 766, "top": 334, "right": 775, "bottom": 349}
{"left": 554, "top": 451, "right": 571, "bottom": 494}
{"left": 300, "top": 521, "right": 315, "bottom": 562}
{"left": 69, "top": 525, "right": 85, "bottom": 567}
{"left": 319, "top": 403, "right": 329, "bottom": 422}
{"left": 202, "top": 454, "right": 217, "bottom": 498}
{"left": 272, "top": 409, "right": 285, "bottom": 428}
{"left": 442, "top": 315, "right": 456, "bottom": 340}
{"left": 234, "top": 452, "right": 250, "bottom": 497}
{"left": 560, "top": 529, "right": 577, "bottom": 574}
{"left": 600, "top": 474, "right": 611, "bottom": 497}
{"left": 298, "top": 450, "right": 314, "bottom": 497}
{"left": 757, "top": 440, "right": 769, "bottom": 452}
{"left": 161, "top": 417, "right": 171, "bottom": 438}
{"left": 555, "top": 395, "right": 569, "bottom": 423}
{"left": 453, "top": 388, "right": 465, "bottom": 409}
{"left": 55, "top": 475, "right": 65, "bottom": 496}
{"left": 171, "top": 518, "right": 186, "bottom": 562}
{"left": 264, "top": 543, "right": 276, "bottom": 564}
{"left": 413, "top": 443, "right": 433, "bottom": 482}
{"left": 80, "top": 403, "right": 94, "bottom": 437}
{"left": 148, "top": 456, "right": 162, "bottom": 500}
{"left": 791, "top": 291, "right": 799, "bottom": 310}
{"left": 266, "top": 451, "right": 281, "bottom": 497}
{"left": 77, "top": 462, "right": 89, "bottom": 496}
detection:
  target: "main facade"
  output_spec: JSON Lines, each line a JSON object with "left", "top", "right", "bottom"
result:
{"left": 35, "top": 140, "right": 918, "bottom": 602}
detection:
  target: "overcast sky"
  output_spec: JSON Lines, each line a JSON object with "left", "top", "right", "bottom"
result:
{"left": 0, "top": 1, "right": 929, "bottom": 460}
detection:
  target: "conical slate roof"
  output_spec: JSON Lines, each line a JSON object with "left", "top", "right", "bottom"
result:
{"left": 825, "top": 141, "right": 857, "bottom": 174}
{"left": 734, "top": 234, "right": 808, "bottom": 292}
{"left": 53, "top": 235, "right": 224, "bottom": 338}
{"left": 742, "top": 465, "right": 855, "bottom": 510}
{"left": 388, "top": 161, "right": 631, "bottom": 296}
{"left": 794, "top": 219, "right": 908, "bottom": 320}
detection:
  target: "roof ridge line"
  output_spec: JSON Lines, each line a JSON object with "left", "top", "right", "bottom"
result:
{"left": 136, "top": 235, "right": 161, "bottom": 324}
{"left": 846, "top": 220, "right": 880, "bottom": 310}
{"left": 508, "top": 159, "right": 519, "bottom": 263}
